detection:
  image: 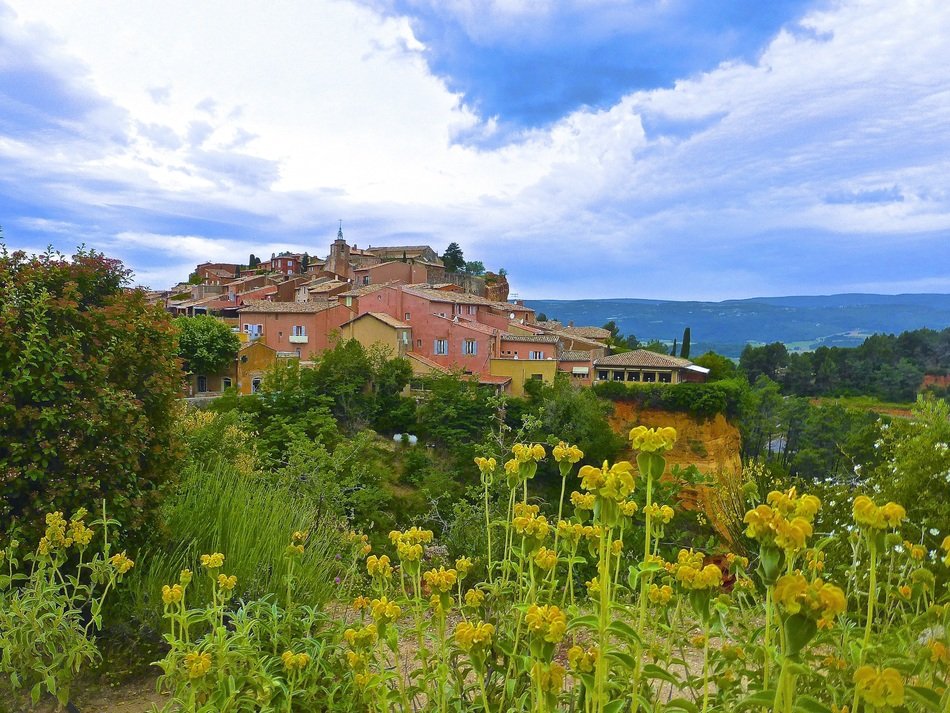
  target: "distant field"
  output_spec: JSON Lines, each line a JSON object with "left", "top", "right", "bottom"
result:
{"left": 525, "top": 293, "right": 950, "bottom": 358}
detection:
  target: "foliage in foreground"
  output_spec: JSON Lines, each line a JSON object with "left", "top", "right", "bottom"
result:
{"left": 148, "top": 428, "right": 949, "bottom": 712}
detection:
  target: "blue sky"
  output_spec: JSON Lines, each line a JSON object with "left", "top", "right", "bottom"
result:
{"left": 1, "top": 0, "right": 949, "bottom": 299}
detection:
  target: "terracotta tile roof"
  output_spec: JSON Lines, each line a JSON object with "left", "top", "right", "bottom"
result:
{"left": 560, "top": 350, "right": 593, "bottom": 362}
{"left": 402, "top": 286, "right": 497, "bottom": 306}
{"left": 594, "top": 350, "right": 694, "bottom": 368}
{"left": 342, "top": 312, "right": 411, "bottom": 329}
{"left": 537, "top": 320, "right": 563, "bottom": 330}
{"left": 308, "top": 280, "right": 350, "bottom": 293}
{"left": 406, "top": 352, "right": 451, "bottom": 373}
{"left": 501, "top": 334, "right": 560, "bottom": 344}
{"left": 338, "top": 281, "right": 399, "bottom": 298}
{"left": 561, "top": 326, "right": 611, "bottom": 339}
{"left": 546, "top": 329, "right": 605, "bottom": 349}
{"left": 431, "top": 315, "right": 499, "bottom": 335}
{"left": 477, "top": 374, "right": 512, "bottom": 385}
{"left": 239, "top": 299, "right": 335, "bottom": 314}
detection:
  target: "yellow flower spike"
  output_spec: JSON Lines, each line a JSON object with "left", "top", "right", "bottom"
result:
{"left": 162, "top": 584, "right": 184, "bottom": 605}
{"left": 578, "top": 460, "right": 636, "bottom": 501}
{"left": 629, "top": 425, "right": 677, "bottom": 452}
{"left": 464, "top": 587, "right": 485, "bottom": 608}
{"left": 567, "top": 645, "right": 599, "bottom": 673}
{"left": 648, "top": 583, "right": 674, "bottom": 605}
{"left": 610, "top": 540, "right": 623, "bottom": 556}
{"left": 179, "top": 569, "right": 193, "bottom": 586}
{"left": 184, "top": 651, "right": 212, "bottom": 679}
{"left": 423, "top": 566, "right": 458, "bottom": 593}
{"left": 553, "top": 441, "right": 584, "bottom": 463}
{"left": 474, "top": 456, "right": 497, "bottom": 473}
{"left": 570, "top": 491, "right": 596, "bottom": 510}
{"left": 344, "top": 624, "right": 379, "bottom": 649}
{"left": 454, "top": 620, "right": 495, "bottom": 652}
{"left": 370, "top": 596, "right": 401, "bottom": 624}
{"left": 200, "top": 552, "right": 224, "bottom": 570}
{"left": 109, "top": 552, "right": 134, "bottom": 574}
{"left": 504, "top": 458, "right": 519, "bottom": 476}
{"left": 534, "top": 547, "right": 558, "bottom": 571}
{"left": 773, "top": 573, "right": 846, "bottom": 629}
{"left": 216, "top": 574, "right": 237, "bottom": 592}
{"left": 621, "top": 500, "right": 639, "bottom": 517}
{"left": 281, "top": 650, "right": 311, "bottom": 672}
{"left": 291, "top": 530, "right": 308, "bottom": 544}
{"left": 455, "top": 556, "right": 473, "bottom": 577}
{"left": 366, "top": 554, "right": 393, "bottom": 579}
{"left": 530, "top": 662, "right": 565, "bottom": 694}
{"left": 853, "top": 495, "right": 906, "bottom": 531}
{"left": 353, "top": 595, "right": 371, "bottom": 612}
{"left": 853, "top": 666, "right": 905, "bottom": 709}
{"left": 525, "top": 604, "right": 568, "bottom": 643}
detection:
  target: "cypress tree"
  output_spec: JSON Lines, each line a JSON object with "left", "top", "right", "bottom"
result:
{"left": 671, "top": 339, "right": 678, "bottom": 357}
{"left": 681, "top": 327, "right": 691, "bottom": 359}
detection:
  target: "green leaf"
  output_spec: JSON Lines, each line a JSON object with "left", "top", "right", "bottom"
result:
{"left": 604, "top": 701, "right": 626, "bottom": 713}
{"left": 736, "top": 689, "right": 777, "bottom": 710}
{"left": 665, "top": 698, "right": 700, "bottom": 713}
{"left": 642, "top": 663, "right": 681, "bottom": 688}
{"left": 605, "top": 651, "right": 637, "bottom": 670}
{"left": 607, "top": 619, "right": 642, "bottom": 644}
{"left": 567, "top": 614, "right": 599, "bottom": 632}
{"left": 905, "top": 686, "right": 942, "bottom": 711}
{"left": 792, "top": 695, "right": 833, "bottom": 713}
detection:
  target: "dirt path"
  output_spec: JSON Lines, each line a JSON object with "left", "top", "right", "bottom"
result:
{"left": 23, "top": 676, "right": 168, "bottom": 713}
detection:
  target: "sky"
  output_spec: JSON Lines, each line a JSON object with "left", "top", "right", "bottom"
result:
{"left": 1, "top": 0, "right": 949, "bottom": 300}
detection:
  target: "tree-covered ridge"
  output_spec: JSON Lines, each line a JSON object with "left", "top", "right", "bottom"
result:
{"left": 739, "top": 326, "right": 950, "bottom": 401}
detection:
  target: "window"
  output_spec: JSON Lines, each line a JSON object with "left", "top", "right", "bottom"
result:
{"left": 468, "top": 305, "right": 476, "bottom": 315}
{"left": 295, "top": 349, "right": 301, "bottom": 358}
{"left": 598, "top": 370, "right": 608, "bottom": 381}
{"left": 405, "top": 312, "right": 411, "bottom": 321}
{"left": 417, "top": 338, "right": 422, "bottom": 347}
{"left": 659, "top": 372, "right": 672, "bottom": 383}
{"left": 529, "top": 350, "right": 544, "bottom": 360}
{"left": 252, "top": 377, "right": 262, "bottom": 393}
{"left": 345, "top": 297, "right": 353, "bottom": 307}
{"left": 197, "top": 375, "right": 208, "bottom": 393}
{"left": 627, "top": 372, "right": 640, "bottom": 382}
{"left": 362, "top": 276, "right": 370, "bottom": 285}
{"left": 613, "top": 371, "right": 625, "bottom": 381}
{"left": 434, "top": 339, "right": 448, "bottom": 355}
{"left": 222, "top": 377, "right": 232, "bottom": 389}
{"left": 643, "top": 372, "right": 657, "bottom": 383}
{"left": 463, "top": 339, "right": 478, "bottom": 355}
{"left": 531, "top": 374, "right": 543, "bottom": 380}
{"left": 293, "top": 325, "right": 306, "bottom": 336}
{"left": 439, "top": 312, "right": 446, "bottom": 318}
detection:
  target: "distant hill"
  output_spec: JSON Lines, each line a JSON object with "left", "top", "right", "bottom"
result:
{"left": 524, "top": 293, "right": 950, "bottom": 358}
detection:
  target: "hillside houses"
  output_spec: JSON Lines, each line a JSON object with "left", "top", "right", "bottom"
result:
{"left": 167, "top": 228, "right": 708, "bottom": 396}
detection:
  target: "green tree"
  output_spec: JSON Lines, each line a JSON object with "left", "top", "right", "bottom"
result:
{"left": 691, "top": 351, "right": 737, "bottom": 381}
{"left": 301, "top": 252, "right": 310, "bottom": 272}
{"left": 463, "top": 260, "right": 486, "bottom": 276}
{"left": 643, "top": 339, "right": 669, "bottom": 354}
{"left": 680, "top": 327, "right": 691, "bottom": 359}
{"left": 175, "top": 315, "right": 241, "bottom": 376}
{"left": 0, "top": 246, "right": 182, "bottom": 542}
{"left": 441, "top": 242, "right": 465, "bottom": 273}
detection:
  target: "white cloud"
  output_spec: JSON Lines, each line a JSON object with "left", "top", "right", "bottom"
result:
{"left": 2, "top": 0, "right": 950, "bottom": 299}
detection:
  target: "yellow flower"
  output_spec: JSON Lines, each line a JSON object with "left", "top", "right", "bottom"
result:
{"left": 109, "top": 551, "right": 134, "bottom": 574}
{"left": 621, "top": 500, "right": 639, "bottom": 517}
{"left": 200, "top": 552, "right": 224, "bottom": 570}
{"left": 534, "top": 547, "right": 558, "bottom": 570}
{"left": 645, "top": 503, "right": 675, "bottom": 524}
{"left": 628, "top": 426, "right": 677, "bottom": 453}
{"left": 397, "top": 541, "right": 423, "bottom": 562}
{"left": 553, "top": 441, "right": 584, "bottom": 464}
{"left": 281, "top": 650, "right": 311, "bottom": 671}
{"left": 343, "top": 624, "right": 379, "bottom": 649}
{"left": 744, "top": 504, "right": 813, "bottom": 552}
{"left": 370, "top": 596, "right": 401, "bottom": 624}
{"left": 853, "top": 666, "right": 904, "bottom": 709}
{"left": 464, "top": 588, "right": 485, "bottom": 608}
{"left": 567, "top": 645, "right": 599, "bottom": 673}
{"left": 68, "top": 518, "right": 93, "bottom": 548}
{"left": 162, "top": 584, "right": 183, "bottom": 605}
{"left": 454, "top": 620, "right": 495, "bottom": 652}
{"left": 512, "top": 442, "right": 546, "bottom": 463}
{"left": 179, "top": 569, "right": 193, "bottom": 586}
{"left": 942, "top": 535, "right": 950, "bottom": 567}
{"left": 672, "top": 550, "right": 722, "bottom": 591}
{"left": 291, "top": 530, "right": 308, "bottom": 544}
{"left": 578, "top": 460, "right": 636, "bottom": 501}
{"left": 474, "top": 456, "right": 497, "bottom": 473}
{"left": 184, "top": 651, "right": 212, "bottom": 679}
{"left": 585, "top": 577, "right": 600, "bottom": 596}
{"left": 690, "top": 634, "right": 707, "bottom": 648}
{"left": 530, "top": 661, "right": 565, "bottom": 694}
{"left": 648, "top": 583, "right": 674, "bottom": 605}
{"left": 455, "top": 556, "right": 473, "bottom": 577}
{"left": 927, "top": 640, "right": 949, "bottom": 666}
{"left": 423, "top": 566, "right": 458, "bottom": 593}
{"left": 570, "top": 491, "right": 596, "bottom": 511}
{"left": 216, "top": 574, "right": 237, "bottom": 591}
{"left": 525, "top": 604, "right": 567, "bottom": 643}
{"left": 898, "top": 585, "right": 912, "bottom": 599}
{"left": 773, "top": 573, "right": 846, "bottom": 629}
{"left": 512, "top": 504, "right": 551, "bottom": 541}
{"left": 853, "top": 496, "right": 906, "bottom": 530}
{"left": 366, "top": 555, "right": 393, "bottom": 579}
{"left": 353, "top": 595, "right": 371, "bottom": 612}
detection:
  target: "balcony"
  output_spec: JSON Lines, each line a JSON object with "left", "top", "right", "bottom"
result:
{"left": 288, "top": 334, "right": 308, "bottom": 344}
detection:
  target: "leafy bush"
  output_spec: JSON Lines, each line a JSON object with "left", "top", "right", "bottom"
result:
{"left": 175, "top": 314, "right": 241, "bottom": 376}
{"left": 592, "top": 378, "right": 748, "bottom": 419}
{"left": 0, "top": 247, "right": 181, "bottom": 546}
{"left": 0, "top": 506, "right": 134, "bottom": 708}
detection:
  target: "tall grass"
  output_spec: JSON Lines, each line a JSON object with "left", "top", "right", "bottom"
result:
{"left": 116, "top": 462, "right": 345, "bottom": 628}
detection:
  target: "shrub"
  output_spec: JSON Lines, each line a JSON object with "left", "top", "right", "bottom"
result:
{"left": 0, "top": 247, "right": 181, "bottom": 546}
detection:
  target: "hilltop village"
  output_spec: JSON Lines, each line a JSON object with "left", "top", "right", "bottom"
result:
{"left": 155, "top": 229, "right": 709, "bottom": 397}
